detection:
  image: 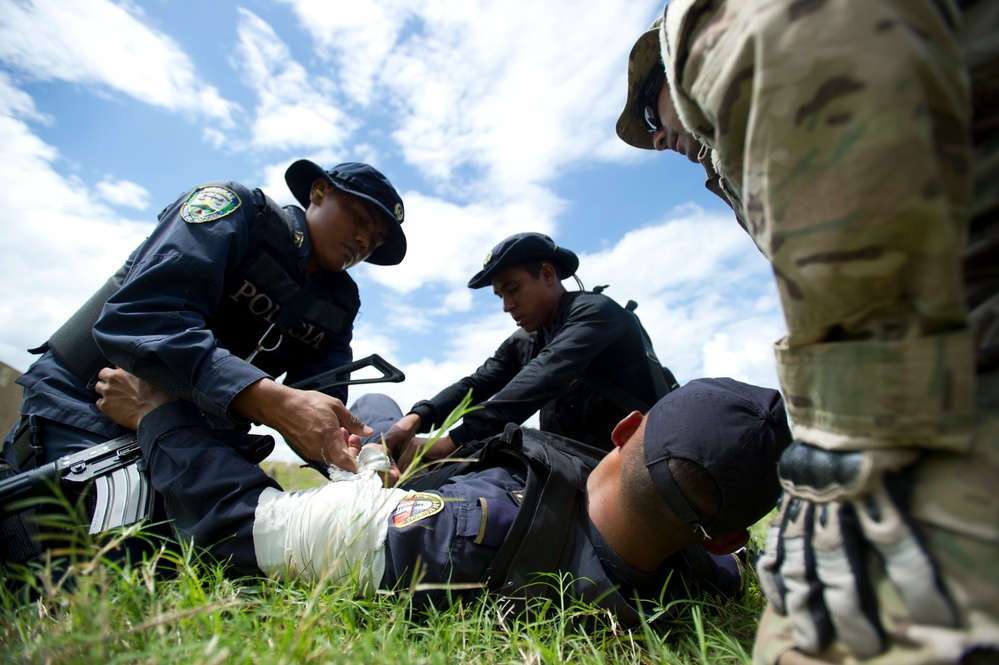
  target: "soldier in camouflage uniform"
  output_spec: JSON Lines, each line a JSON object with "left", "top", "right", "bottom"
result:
{"left": 617, "top": 1, "right": 998, "bottom": 663}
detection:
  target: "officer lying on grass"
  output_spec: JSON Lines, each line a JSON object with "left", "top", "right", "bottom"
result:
{"left": 94, "top": 366, "right": 791, "bottom": 621}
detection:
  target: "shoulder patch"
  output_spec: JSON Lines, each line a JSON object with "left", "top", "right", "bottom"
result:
{"left": 391, "top": 492, "right": 445, "bottom": 528}
{"left": 181, "top": 186, "right": 241, "bottom": 223}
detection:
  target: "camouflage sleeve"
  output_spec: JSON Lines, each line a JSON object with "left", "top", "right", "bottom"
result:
{"left": 664, "top": 0, "right": 979, "bottom": 452}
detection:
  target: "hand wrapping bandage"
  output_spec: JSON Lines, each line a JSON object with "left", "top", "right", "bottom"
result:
{"left": 252, "top": 447, "right": 408, "bottom": 590}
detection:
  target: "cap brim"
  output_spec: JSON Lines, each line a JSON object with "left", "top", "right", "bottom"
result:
{"left": 467, "top": 246, "right": 579, "bottom": 289}
{"left": 615, "top": 26, "right": 661, "bottom": 151}
{"left": 285, "top": 159, "right": 407, "bottom": 266}
{"left": 644, "top": 378, "right": 792, "bottom": 537}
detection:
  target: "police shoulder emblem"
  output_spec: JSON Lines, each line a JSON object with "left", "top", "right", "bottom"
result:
{"left": 391, "top": 492, "right": 445, "bottom": 528}
{"left": 181, "top": 186, "right": 241, "bottom": 224}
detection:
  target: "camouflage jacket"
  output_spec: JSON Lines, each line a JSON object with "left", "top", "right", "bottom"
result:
{"left": 662, "top": 0, "right": 999, "bottom": 451}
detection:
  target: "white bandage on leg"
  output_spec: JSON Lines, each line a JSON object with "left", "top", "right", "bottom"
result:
{"left": 252, "top": 447, "right": 408, "bottom": 591}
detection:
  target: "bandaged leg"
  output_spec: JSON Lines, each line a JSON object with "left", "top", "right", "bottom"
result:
{"left": 253, "top": 447, "right": 408, "bottom": 591}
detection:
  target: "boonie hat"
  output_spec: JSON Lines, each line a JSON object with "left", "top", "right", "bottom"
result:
{"left": 285, "top": 160, "right": 407, "bottom": 266}
{"left": 643, "top": 377, "right": 792, "bottom": 537}
{"left": 615, "top": 17, "right": 664, "bottom": 151}
{"left": 467, "top": 232, "right": 579, "bottom": 289}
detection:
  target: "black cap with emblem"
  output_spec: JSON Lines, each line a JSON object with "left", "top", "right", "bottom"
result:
{"left": 285, "top": 160, "right": 407, "bottom": 266}
{"left": 467, "top": 232, "right": 579, "bottom": 289}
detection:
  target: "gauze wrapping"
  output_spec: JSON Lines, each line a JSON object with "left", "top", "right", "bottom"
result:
{"left": 252, "top": 447, "right": 408, "bottom": 591}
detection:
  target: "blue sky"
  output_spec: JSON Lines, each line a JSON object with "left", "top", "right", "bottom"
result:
{"left": 0, "top": 0, "right": 785, "bottom": 461}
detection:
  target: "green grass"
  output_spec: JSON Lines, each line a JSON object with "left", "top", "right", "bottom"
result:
{"left": 1, "top": 397, "right": 772, "bottom": 664}
{"left": 261, "top": 460, "right": 325, "bottom": 491}
{"left": 0, "top": 511, "right": 773, "bottom": 665}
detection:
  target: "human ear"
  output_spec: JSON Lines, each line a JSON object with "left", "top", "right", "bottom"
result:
{"left": 541, "top": 262, "right": 558, "bottom": 285}
{"left": 308, "top": 178, "right": 328, "bottom": 205}
{"left": 701, "top": 529, "right": 750, "bottom": 555}
{"left": 610, "top": 411, "right": 643, "bottom": 448}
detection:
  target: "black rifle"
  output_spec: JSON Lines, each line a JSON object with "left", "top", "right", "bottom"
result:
{"left": 0, "top": 354, "right": 405, "bottom": 534}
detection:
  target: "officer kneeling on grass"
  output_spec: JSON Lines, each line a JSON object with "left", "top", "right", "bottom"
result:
{"left": 92, "top": 366, "right": 791, "bottom": 621}
{"left": 381, "top": 231, "right": 676, "bottom": 471}
{"left": 2, "top": 159, "right": 407, "bottom": 480}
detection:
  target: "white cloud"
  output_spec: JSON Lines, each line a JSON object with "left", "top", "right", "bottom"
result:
{"left": 278, "top": 0, "right": 654, "bottom": 198}
{"left": 0, "top": 107, "right": 152, "bottom": 371}
{"left": 703, "top": 330, "right": 782, "bottom": 391}
{"left": 569, "top": 205, "right": 784, "bottom": 388}
{"left": 94, "top": 178, "right": 150, "bottom": 209}
{"left": 0, "top": 0, "right": 238, "bottom": 126}
{"left": 232, "top": 8, "right": 357, "bottom": 152}
{"left": 276, "top": 0, "right": 409, "bottom": 107}
{"left": 0, "top": 70, "right": 49, "bottom": 121}
{"left": 357, "top": 187, "right": 564, "bottom": 296}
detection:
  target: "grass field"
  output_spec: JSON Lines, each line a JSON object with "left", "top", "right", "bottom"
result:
{"left": 261, "top": 460, "right": 329, "bottom": 491}
{"left": 1, "top": 402, "right": 772, "bottom": 665}
{"left": 0, "top": 480, "right": 774, "bottom": 665}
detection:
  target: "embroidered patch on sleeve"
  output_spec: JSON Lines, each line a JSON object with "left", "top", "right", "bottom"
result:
{"left": 390, "top": 492, "right": 445, "bottom": 528}
{"left": 181, "top": 186, "right": 241, "bottom": 223}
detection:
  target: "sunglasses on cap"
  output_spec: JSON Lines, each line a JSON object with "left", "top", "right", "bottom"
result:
{"left": 641, "top": 68, "right": 666, "bottom": 133}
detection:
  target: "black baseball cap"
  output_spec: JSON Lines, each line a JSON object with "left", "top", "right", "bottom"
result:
{"left": 285, "top": 160, "right": 407, "bottom": 266}
{"left": 467, "top": 232, "right": 579, "bottom": 289}
{"left": 644, "top": 377, "right": 792, "bottom": 537}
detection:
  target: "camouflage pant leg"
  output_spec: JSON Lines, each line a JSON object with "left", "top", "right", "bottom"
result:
{"left": 668, "top": 0, "right": 999, "bottom": 661}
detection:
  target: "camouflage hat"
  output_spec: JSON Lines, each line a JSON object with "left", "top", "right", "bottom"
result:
{"left": 615, "top": 17, "right": 664, "bottom": 151}
{"left": 285, "top": 160, "right": 407, "bottom": 266}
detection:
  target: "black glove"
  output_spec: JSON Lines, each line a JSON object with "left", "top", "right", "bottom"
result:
{"left": 757, "top": 440, "right": 957, "bottom": 657}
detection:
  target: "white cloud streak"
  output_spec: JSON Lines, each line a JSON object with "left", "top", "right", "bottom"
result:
{"left": 0, "top": 74, "right": 152, "bottom": 368}
{"left": 0, "top": 0, "right": 238, "bottom": 127}
{"left": 232, "top": 7, "right": 357, "bottom": 152}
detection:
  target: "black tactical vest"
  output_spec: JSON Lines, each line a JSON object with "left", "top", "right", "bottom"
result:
{"left": 210, "top": 197, "right": 359, "bottom": 377}
{"left": 44, "top": 195, "right": 359, "bottom": 384}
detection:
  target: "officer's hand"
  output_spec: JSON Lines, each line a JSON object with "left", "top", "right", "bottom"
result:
{"left": 757, "top": 441, "right": 956, "bottom": 658}
{"left": 232, "top": 379, "right": 372, "bottom": 473}
{"left": 395, "top": 434, "right": 458, "bottom": 473}
{"left": 382, "top": 413, "right": 421, "bottom": 459}
{"left": 343, "top": 432, "right": 401, "bottom": 486}
{"left": 95, "top": 367, "right": 177, "bottom": 430}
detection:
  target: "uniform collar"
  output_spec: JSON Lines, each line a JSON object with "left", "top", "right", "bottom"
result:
{"left": 283, "top": 205, "right": 313, "bottom": 277}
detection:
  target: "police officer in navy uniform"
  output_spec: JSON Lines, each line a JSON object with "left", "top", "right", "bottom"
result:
{"left": 1, "top": 160, "right": 406, "bottom": 476}
{"left": 380, "top": 232, "right": 673, "bottom": 469}
{"left": 92, "top": 366, "right": 790, "bottom": 623}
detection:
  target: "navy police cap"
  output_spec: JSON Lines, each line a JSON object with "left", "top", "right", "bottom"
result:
{"left": 467, "top": 232, "right": 579, "bottom": 289}
{"left": 644, "top": 377, "right": 792, "bottom": 538}
{"left": 285, "top": 159, "right": 407, "bottom": 266}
